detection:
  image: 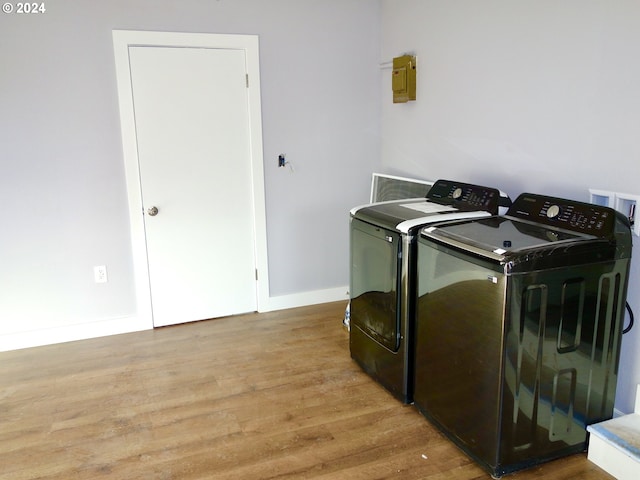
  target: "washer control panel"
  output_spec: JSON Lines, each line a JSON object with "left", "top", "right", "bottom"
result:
{"left": 509, "top": 193, "right": 616, "bottom": 235}
{"left": 427, "top": 179, "right": 501, "bottom": 213}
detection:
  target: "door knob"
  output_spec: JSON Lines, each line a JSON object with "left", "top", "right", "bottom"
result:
{"left": 147, "top": 206, "right": 159, "bottom": 216}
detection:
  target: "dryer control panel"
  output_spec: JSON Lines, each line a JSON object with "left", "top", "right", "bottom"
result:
{"left": 507, "top": 193, "right": 618, "bottom": 236}
{"left": 427, "top": 179, "right": 502, "bottom": 213}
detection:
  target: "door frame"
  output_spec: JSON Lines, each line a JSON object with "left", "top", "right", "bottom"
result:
{"left": 112, "top": 30, "right": 270, "bottom": 327}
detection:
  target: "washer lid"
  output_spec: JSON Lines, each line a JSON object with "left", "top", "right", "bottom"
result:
{"left": 420, "top": 215, "right": 626, "bottom": 273}
{"left": 423, "top": 216, "right": 590, "bottom": 257}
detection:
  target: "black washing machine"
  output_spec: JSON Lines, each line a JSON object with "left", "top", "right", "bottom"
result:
{"left": 414, "top": 193, "right": 632, "bottom": 477}
{"left": 349, "top": 179, "right": 510, "bottom": 404}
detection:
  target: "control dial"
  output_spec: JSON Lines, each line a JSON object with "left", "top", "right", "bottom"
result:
{"left": 452, "top": 188, "right": 463, "bottom": 200}
{"left": 546, "top": 204, "right": 561, "bottom": 219}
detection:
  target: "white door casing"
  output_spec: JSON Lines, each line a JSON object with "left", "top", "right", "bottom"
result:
{"left": 113, "top": 30, "right": 269, "bottom": 327}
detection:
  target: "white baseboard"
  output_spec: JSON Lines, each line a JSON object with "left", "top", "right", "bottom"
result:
{"left": 0, "top": 315, "right": 150, "bottom": 352}
{"left": 0, "top": 287, "right": 350, "bottom": 352}
{"left": 260, "top": 286, "right": 349, "bottom": 312}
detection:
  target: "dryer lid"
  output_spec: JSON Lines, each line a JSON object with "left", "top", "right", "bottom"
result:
{"left": 350, "top": 179, "right": 509, "bottom": 232}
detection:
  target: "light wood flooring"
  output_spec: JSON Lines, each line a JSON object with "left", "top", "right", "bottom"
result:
{"left": 0, "top": 302, "right": 613, "bottom": 479}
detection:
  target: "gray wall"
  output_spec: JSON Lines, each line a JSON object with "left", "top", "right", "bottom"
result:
{"left": 0, "top": 1, "right": 380, "bottom": 342}
{"left": 379, "top": 0, "right": 640, "bottom": 414}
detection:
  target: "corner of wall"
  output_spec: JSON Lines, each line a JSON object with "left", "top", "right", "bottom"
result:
{"left": 260, "top": 286, "right": 349, "bottom": 313}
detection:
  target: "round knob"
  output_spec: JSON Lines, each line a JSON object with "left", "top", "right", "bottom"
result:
{"left": 546, "top": 205, "right": 560, "bottom": 219}
{"left": 452, "top": 188, "right": 463, "bottom": 200}
{"left": 147, "top": 206, "right": 159, "bottom": 216}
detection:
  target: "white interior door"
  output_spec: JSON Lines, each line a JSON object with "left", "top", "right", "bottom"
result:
{"left": 127, "top": 45, "right": 257, "bottom": 327}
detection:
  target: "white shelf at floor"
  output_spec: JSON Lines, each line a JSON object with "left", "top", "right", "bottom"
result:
{"left": 587, "top": 385, "right": 640, "bottom": 479}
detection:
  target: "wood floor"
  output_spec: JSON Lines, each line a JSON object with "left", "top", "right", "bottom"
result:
{"left": 0, "top": 302, "right": 613, "bottom": 479}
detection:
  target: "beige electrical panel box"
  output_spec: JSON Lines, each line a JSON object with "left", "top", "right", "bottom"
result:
{"left": 392, "top": 55, "right": 416, "bottom": 103}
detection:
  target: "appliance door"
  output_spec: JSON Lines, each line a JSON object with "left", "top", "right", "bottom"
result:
{"left": 414, "top": 239, "right": 506, "bottom": 469}
{"left": 350, "top": 218, "right": 401, "bottom": 351}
